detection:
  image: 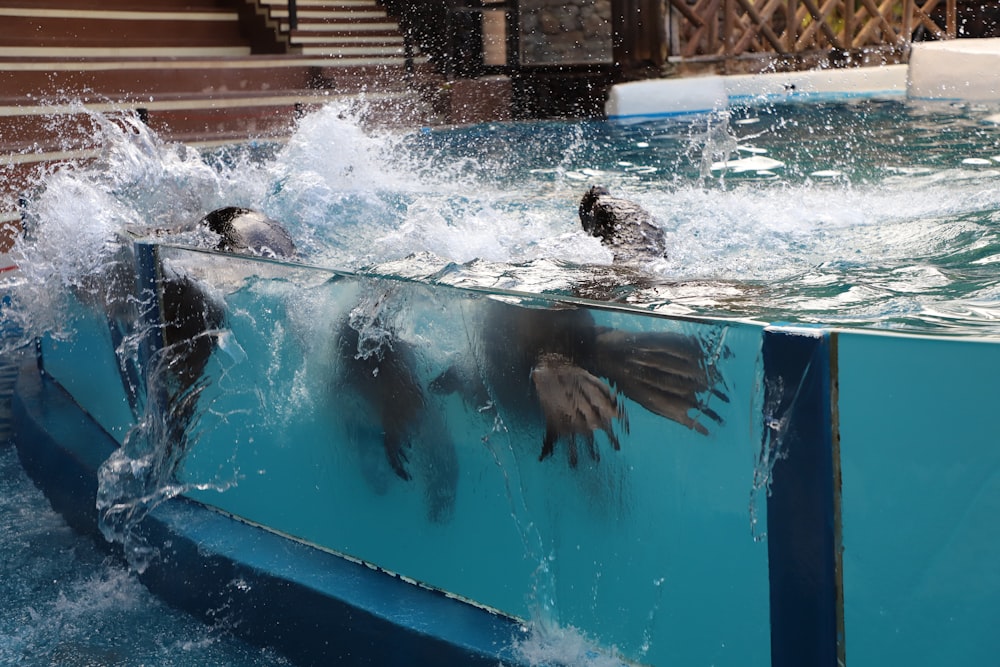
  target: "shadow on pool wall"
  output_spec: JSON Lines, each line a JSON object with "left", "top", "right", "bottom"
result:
{"left": 16, "top": 239, "right": 1000, "bottom": 666}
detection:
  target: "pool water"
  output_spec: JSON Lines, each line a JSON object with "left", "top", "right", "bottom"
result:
{"left": 0, "top": 354, "right": 292, "bottom": 666}
{"left": 389, "top": 99, "right": 1000, "bottom": 333}
{"left": 3, "top": 95, "right": 1000, "bottom": 666}
{"left": 14, "top": 97, "right": 1000, "bottom": 342}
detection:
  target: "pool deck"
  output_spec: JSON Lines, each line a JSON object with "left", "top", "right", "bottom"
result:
{"left": 606, "top": 37, "right": 1000, "bottom": 120}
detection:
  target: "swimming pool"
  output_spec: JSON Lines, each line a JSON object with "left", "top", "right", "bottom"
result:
{"left": 5, "top": 95, "right": 1000, "bottom": 666}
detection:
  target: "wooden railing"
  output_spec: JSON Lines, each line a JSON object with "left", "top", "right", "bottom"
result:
{"left": 666, "top": 0, "right": 957, "bottom": 65}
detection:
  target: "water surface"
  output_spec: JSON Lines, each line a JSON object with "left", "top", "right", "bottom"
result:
{"left": 10, "top": 98, "right": 1000, "bottom": 340}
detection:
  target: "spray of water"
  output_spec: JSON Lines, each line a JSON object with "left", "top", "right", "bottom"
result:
{"left": 95, "top": 347, "right": 237, "bottom": 572}
{"left": 4, "top": 108, "right": 272, "bottom": 354}
{"left": 1, "top": 108, "right": 272, "bottom": 570}
{"left": 11, "top": 98, "right": 1000, "bottom": 337}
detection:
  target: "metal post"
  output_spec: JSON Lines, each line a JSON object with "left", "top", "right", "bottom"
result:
{"left": 289, "top": 0, "right": 298, "bottom": 31}
{"left": 404, "top": 32, "right": 414, "bottom": 77}
{"left": 723, "top": 0, "right": 733, "bottom": 72}
{"left": 843, "top": 0, "right": 853, "bottom": 51}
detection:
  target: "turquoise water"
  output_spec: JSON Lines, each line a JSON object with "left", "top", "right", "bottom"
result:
{"left": 0, "top": 451, "right": 291, "bottom": 667}
{"left": 836, "top": 330, "right": 1000, "bottom": 667}
{"left": 155, "top": 251, "right": 768, "bottom": 666}
{"left": 4, "top": 96, "right": 1000, "bottom": 666}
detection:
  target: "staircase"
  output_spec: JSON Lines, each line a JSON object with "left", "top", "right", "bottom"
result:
{"left": 0, "top": 0, "right": 441, "bottom": 254}
{"left": 257, "top": 0, "right": 418, "bottom": 62}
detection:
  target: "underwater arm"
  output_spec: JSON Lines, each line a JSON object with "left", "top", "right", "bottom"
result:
{"left": 530, "top": 352, "right": 624, "bottom": 466}
{"left": 590, "top": 327, "right": 726, "bottom": 434}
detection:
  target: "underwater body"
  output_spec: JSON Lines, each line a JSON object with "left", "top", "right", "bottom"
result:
{"left": 4, "top": 97, "right": 1000, "bottom": 666}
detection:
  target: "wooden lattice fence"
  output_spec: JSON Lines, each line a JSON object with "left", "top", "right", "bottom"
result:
{"left": 666, "top": 0, "right": 957, "bottom": 65}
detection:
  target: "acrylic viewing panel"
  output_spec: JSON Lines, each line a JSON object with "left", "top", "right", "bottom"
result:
{"left": 836, "top": 331, "right": 1000, "bottom": 666}
{"left": 31, "top": 238, "right": 1000, "bottom": 667}
{"left": 145, "top": 245, "right": 771, "bottom": 667}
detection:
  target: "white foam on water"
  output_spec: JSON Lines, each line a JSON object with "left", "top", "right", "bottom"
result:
{"left": 0, "top": 447, "right": 288, "bottom": 666}
{"left": 710, "top": 155, "right": 785, "bottom": 172}
{"left": 513, "top": 622, "right": 633, "bottom": 667}
{"left": 12, "top": 98, "right": 1000, "bottom": 338}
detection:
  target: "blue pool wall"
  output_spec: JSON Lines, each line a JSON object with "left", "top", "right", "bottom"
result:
{"left": 18, "top": 242, "right": 1000, "bottom": 666}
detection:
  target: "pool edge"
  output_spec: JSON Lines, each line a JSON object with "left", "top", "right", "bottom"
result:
{"left": 607, "top": 38, "right": 1000, "bottom": 118}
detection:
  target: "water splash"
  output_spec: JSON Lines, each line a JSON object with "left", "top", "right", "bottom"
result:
{"left": 688, "top": 110, "right": 741, "bottom": 180}
{"left": 0, "top": 444, "right": 287, "bottom": 666}
{"left": 4, "top": 107, "right": 273, "bottom": 354}
{"left": 96, "top": 341, "right": 240, "bottom": 572}
{"left": 513, "top": 622, "right": 631, "bottom": 667}
{"left": 5, "top": 113, "right": 268, "bottom": 570}
{"left": 13, "top": 98, "right": 1000, "bottom": 335}
{"left": 749, "top": 371, "right": 784, "bottom": 542}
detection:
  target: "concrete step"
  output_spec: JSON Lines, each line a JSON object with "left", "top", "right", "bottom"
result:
{"left": 0, "top": 91, "right": 328, "bottom": 148}
{"left": 292, "top": 34, "right": 405, "bottom": 44}
{"left": 0, "top": 0, "right": 234, "bottom": 8}
{"left": 287, "top": 27, "right": 405, "bottom": 38}
{"left": 291, "top": 45, "right": 405, "bottom": 56}
{"left": 278, "top": 9, "right": 390, "bottom": 20}
{"left": 0, "top": 46, "right": 250, "bottom": 60}
{"left": 247, "top": 0, "right": 417, "bottom": 66}
{"left": 0, "top": 85, "right": 435, "bottom": 144}
{"left": 1, "top": 91, "right": 428, "bottom": 151}
{"left": 0, "top": 56, "right": 409, "bottom": 99}
{"left": 0, "top": 46, "right": 253, "bottom": 57}
{"left": 289, "top": 34, "right": 404, "bottom": 45}
{"left": 281, "top": 14, "right": 399, "bottom": 32}
{"left": 267, "top": 8, "right": 389, "bottom": 20}
{"left": 0, "top": 8, "right": 247, "bottom": 48}
{"left": 0, "top": 58, "right": 437, "bottom": 103}
{"left": 259, "top": 0, "right": 382, "bottom": 7}
{"left": 0, "top": 6, "right": 239, "bottom": 19}
{"left": 296, "top": 47, "right": 425, "bottom": 61}
{"left": 281, "top": 17, "right": 400, "bottom": 35}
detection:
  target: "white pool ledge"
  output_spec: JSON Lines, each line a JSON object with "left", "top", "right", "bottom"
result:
{"left": 607, "top": 37, "right": 1000, "bottom": 120}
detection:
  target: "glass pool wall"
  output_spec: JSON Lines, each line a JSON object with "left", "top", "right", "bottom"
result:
{"left": 34, "top": 241, "right": 1000, "bottom": 667}
{"left": 837, "top": 330, "right": 1000, "bottom": 666}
